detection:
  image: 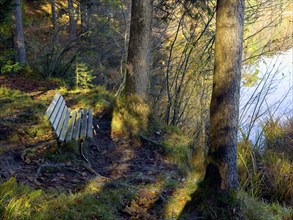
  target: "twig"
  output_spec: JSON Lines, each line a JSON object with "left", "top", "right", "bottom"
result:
{"left": 81, "top": 163, "right": 109, "bottom": 180}
{"left": 35, "top": 163, "right": 68, "bottom": 180}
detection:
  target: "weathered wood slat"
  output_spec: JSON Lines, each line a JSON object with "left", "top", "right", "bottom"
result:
{"left": 49, "top": 96, "right": 64, "bottom": 125}
{"left": 59, "top": 109, "right": 71, "bottom": 142}
{"left": 87, "top": 108, "right": 93, "bottom": 138}
{"left": 80, "top": 109, "right": 88, "bottom": 138}
{"left": 52, "top": 100, "right": 66, "bottom": 130}
{"left": 56, "top": 106, "right": 68, "bottom": 137}
{"left": 66, "top": 110, "right": 77, "bottom": 142}
{"left": 73, "top": 109, "right": 82, "bottom": 140}
{"left": 47, "top": 94, "right": 94, "bottom": 144}
{"left": 45, "top": 93, "right": 61, "bottom": 118}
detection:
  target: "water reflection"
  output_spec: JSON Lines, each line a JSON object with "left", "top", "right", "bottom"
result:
{"left": 240, "top": 48, "right": 293, "bottom": 144}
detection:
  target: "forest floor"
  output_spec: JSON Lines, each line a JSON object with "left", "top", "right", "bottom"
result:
{"left": 1, "top": 75, "right": 292, "bottom": 220}
{"left": 0, "top": 75, "right": 201, "bottom": 219}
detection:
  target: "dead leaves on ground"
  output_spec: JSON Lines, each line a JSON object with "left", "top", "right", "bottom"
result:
{"left": 123, "top": 189, "right": 159, "bottom": 220}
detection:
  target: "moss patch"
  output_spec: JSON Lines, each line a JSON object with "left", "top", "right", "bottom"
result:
{"left": 111, "top": 95, "right": 150, "bottom": 138}
{"left": 0, "top": 87, "right": 52, "bottom": 150}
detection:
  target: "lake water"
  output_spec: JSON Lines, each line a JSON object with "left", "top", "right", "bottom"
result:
{"left": 239, "top": 48, "right": 293, "bottom": 144}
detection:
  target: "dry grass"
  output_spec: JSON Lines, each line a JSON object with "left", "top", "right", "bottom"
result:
{"left": 238, "top": 117, "right": 293, "bottom": 205}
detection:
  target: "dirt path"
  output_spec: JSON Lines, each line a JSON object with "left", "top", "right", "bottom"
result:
{"left": 0, "top": 110, "right": 177, "bottom": 193}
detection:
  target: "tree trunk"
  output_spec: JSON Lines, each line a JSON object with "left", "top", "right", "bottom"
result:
{"left": 51, "top": 0, "right": 57, "bottom": 28}
{"left": 68, "top": 0, "right": 76, "bottom": 39}
{"left": 125, "top": 0, "right": 153, "bottom": 99}
{"left": 204, "top": 0, "right": 245, "bottom": 190}
{"left": 13, "top": 0, "right": 26, "bottom": 64}
{"left": 80, "top": 0, "right": 87, "bottom": 32}
{"left": 87, "top": 0, "right": 97, "bottom": 30}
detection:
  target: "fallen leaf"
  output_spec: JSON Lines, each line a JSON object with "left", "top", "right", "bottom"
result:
{"left": 74, "top": 199, "right": 82, "bottom": 205}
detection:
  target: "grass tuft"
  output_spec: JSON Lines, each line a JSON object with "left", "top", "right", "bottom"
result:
{"left": 238, "top": 116, "right": 293, "bottom": 205}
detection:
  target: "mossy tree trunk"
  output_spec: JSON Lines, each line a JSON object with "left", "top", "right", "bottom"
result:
{"left": 13, "top": 0, "right": 26, "bottom": 64}
{"left": 204, "top": 0, "right": 245, "bottom": 190}
{"left": 125, "top": 0, "right": 153, "bottom": 99}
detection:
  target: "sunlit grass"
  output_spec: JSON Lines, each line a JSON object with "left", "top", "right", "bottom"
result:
{"left": 0, "top": 87, "right": 52, "bottom": 148}
{"left": 163, "top": 171, "right": 203, "bottom": 219}
{"left": 238, "top": 191, "right": 293, "bottom": 220}
{"left": 0, "top": 177, "right": 135, "bottom": 220}
{"left": 58, "top": 87, "right": 115, "bottom": 113}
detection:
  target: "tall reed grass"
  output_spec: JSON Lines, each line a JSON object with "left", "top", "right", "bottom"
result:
{"left": 238, "top": 117, "right": 293, "bottom": 205}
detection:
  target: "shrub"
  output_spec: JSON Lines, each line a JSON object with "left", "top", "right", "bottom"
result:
{"left": 1, "top": 61, "right": 23, "bottom": 74}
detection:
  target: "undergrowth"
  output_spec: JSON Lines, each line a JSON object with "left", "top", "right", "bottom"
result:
{"left": 0, "top": 178, "right": 133, "bottom": 220}
{"left": 238, "top": 191, "right": 292, "bottom": 220}
{"left": 158, "top": 126, "right": 192, "bottom": 174}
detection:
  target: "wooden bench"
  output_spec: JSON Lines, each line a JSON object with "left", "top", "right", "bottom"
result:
{"left": 45, "top": 93, "right": 93, "bottom": 160}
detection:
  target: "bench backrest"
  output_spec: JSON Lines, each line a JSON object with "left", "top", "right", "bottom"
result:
{"left": 46, "top": 93, "right": 93, "bottom": 142}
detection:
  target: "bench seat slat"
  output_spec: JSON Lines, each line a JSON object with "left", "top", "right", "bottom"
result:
{"left": 87, "top": 109, "right": 93, "bottom": 138}
{"left": 73, "top": 109, "right": 82, "bottom": 141}
{"left": 66, "top": 110, "right": 77, "bottom": 142}
{"left": 47, "top": 94, "right": 94, "bottom": 144}
{"left": 50, "top": 96, "right": 64, "bottom": 126}
{"left": 56, "top": 106, "right": 68, "bottom": 137}
{"left": 46, "top": 93, "right": 61, "bottom": 118}
{"left": 52, "top": 100, "right": 66, "bottom": 130}
{"left": 80, "top": 109, "right": 88, "bottom": 138}
{"left": 59, "top": 109, "right": 71, "bottom": 142}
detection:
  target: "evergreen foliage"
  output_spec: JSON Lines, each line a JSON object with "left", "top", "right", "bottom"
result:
{"left": 75, "top": 63, "right": 95, "bottom": 89}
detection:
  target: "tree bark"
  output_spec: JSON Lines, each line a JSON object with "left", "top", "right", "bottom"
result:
{"left": 204, "top": 0, "right": 245, "bottom": 190}
{"left": 125, "top": 0, "right": 153, "bottom": 99}
{"left": 51, "top": 0, "right": 57, "bottom": 28}
{"left": 68, "top": 0, "right": 76, "bottom": 39}
{"left": 13, "top": 0, "right": 26, "bottom": 64}
{"left": 80, "top": 0, "right": 88, "bottom": 32}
